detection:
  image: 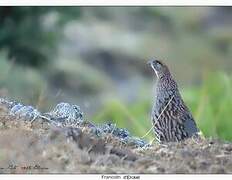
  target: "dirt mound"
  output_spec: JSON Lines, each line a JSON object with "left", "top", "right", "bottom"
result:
{"left": 0, "top": 106, "right": 232, "bottom": 174}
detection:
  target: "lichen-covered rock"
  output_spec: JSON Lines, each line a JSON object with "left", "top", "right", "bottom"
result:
{"left": 0, "top": 97, "right": 149, "bottom": 148}
{"left": 0, "top": 98, "right": 41, "bottom": 121}
{"left": 42, "top": 102, "right": 84, "bottom": 127}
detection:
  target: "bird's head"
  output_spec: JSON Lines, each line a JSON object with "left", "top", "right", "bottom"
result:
{"left": 148, "top": 59, "right": 170, "bottom": 79}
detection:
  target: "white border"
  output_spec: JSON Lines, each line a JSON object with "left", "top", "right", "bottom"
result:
{"left": 0, "top": 0, "right": 232, "bottom": 6}
{"left": 0, "top": 1, "right": 231, "bottom": 179}
{"left": 1, "top": 174, "right": 232, "bottom": 180}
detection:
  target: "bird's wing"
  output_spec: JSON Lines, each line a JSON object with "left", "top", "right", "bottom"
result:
{"left": 172, "top": 102, "right": 199, "bottom": 136}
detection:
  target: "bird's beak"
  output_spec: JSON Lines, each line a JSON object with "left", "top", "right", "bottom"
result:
{"left": 147, "top": 59, "right": 156, "bottom": 71}
{"left": 147, "top": 60, "right": 153, "bottom": 65}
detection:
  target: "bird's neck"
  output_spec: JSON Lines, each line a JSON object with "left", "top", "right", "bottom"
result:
{"left": 156, "top": 75, "right": 179, "bottom": 98}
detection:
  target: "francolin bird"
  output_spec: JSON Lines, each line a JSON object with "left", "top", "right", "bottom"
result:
{"left": 148, "top": 59, "right": 199, "bottom": 143}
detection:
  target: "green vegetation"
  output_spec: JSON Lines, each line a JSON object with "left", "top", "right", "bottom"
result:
{"left": 0, "top": 7, "right": 81, "bottom": 67}
{"left": 184, "top": 72, "right": 232, "bottom": 141}
{"left": 93, "top": 72, "right": 232, "bottom": 142}
{"left": 0, "top": 52, "right": 46, "bottom": 105}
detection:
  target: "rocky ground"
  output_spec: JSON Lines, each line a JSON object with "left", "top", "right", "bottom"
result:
{"left": 0, "top": 103, "right": 232, "bottom": 174}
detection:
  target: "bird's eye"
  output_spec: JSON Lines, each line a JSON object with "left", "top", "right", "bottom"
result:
{"left": 155, "top": 61, "right": 162, "bottom": 69}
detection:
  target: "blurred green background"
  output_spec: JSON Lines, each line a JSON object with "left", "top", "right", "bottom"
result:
{"left": 0, "top": 7, "right": 232, "bottom": 141}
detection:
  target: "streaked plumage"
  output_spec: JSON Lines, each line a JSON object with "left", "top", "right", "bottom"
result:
{"left": 148, "top": 59, "right": 199, "bottom": 142}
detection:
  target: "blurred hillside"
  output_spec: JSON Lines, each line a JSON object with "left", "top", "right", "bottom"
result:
{"left": 0, "top": 7, "right": 232, "bottom": 141}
